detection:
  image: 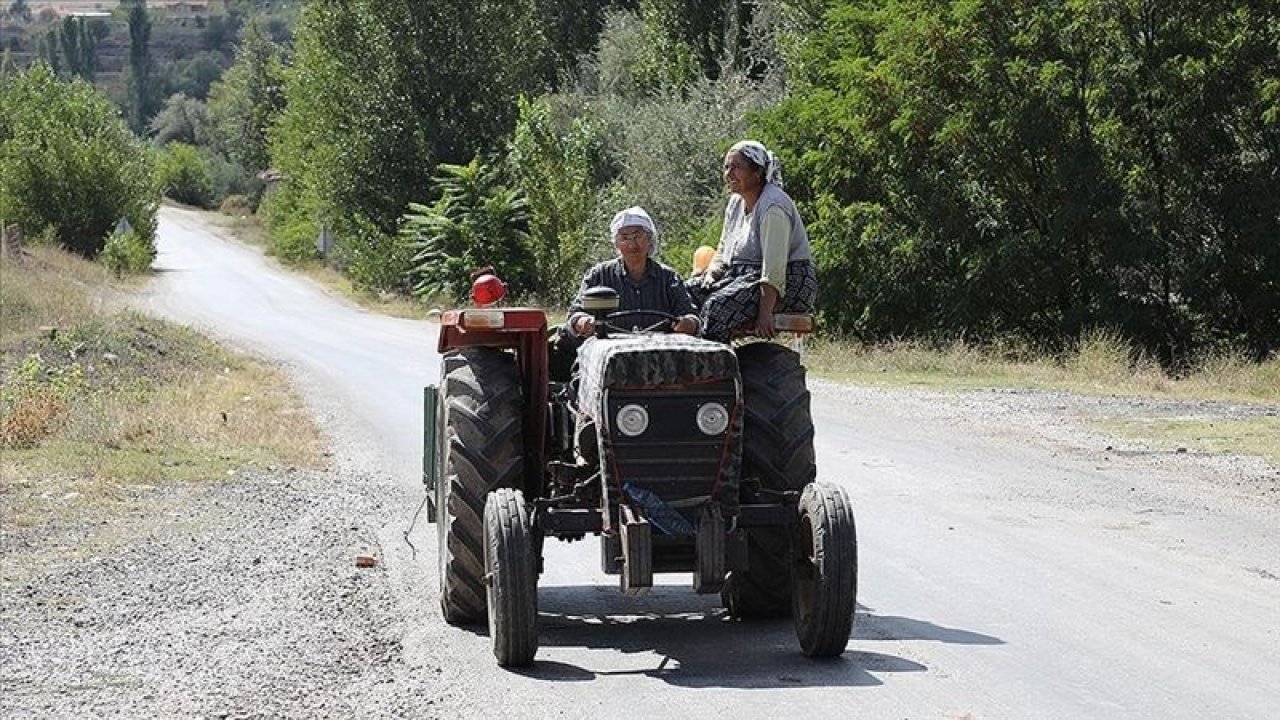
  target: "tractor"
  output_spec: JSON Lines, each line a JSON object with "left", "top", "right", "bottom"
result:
{"left": 423, "top": 274, "right": 857, "bottom": 666}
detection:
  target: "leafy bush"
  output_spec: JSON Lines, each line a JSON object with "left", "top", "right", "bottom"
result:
{"left": 202, "top": 150, "right": 258, "bottom": 206}
{"left": 149, "top": 93, "right": 212, "bottom": 146}
{"left": 508, "top": 95, "right": 608, "bottom": 301}
{"left": 99, "top": 228, "right": 155, "bottom": 276}
{"left": 154, "top": 142, "right": 214, "bottom": 207}
{"left": 219, "top": 194, "right": 253, "bottom": 215}
{"left": 402, "top": 159, "right": 535, "bottom": 302}
{"left": 330, "top": 213, "right": 415, "bottom": 293}
{"left": 258, "top": 183, "right": 321, "bottom": 263}
{"left": 0, "top": 63, "right": 156, "bottom": 257}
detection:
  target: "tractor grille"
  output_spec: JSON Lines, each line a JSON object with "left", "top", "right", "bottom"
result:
{"left": 604, "top": 381, "right": 739, "bottom": 504}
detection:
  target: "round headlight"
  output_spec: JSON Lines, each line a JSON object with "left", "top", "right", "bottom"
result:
{"left": 616, "top": 403, "right": 650, "bottom": 437}
{"left": 696, "top": 402, "right": 730, "bottom": 435}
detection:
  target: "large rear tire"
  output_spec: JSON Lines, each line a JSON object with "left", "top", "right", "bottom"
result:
{"left": 722, "top": 342, "right": 816, "bottom": 618}
{"left": 437, "top": 348, "right": 524, "bottom": 625}
{"left": 793, "top": 483, "right": 857, "bottom": 657}
{"left": 485, "top": 488, "right": 539, "bottom": 666}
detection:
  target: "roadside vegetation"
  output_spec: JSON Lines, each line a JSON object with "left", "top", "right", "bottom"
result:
{"left": 805, "top": 331, "right": 1279, "bottom": 465}
{"left": 807, "top": 332, "right": 1280, "bottom": 403}
{"left": 0, "top": 245, "right": 324, "bottom": 539}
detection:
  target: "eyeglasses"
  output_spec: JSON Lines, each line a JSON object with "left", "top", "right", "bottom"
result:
{"left": 616, "top": 230, "right": 648, "bottom": 244}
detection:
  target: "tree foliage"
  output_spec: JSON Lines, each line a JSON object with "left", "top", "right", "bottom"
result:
{"left": 56, "top": 16, "right": 97, "bottom": 82}
{"left": 509, "top": 95, "right": 611, "bottom": 300}
{"left": 149, "top": 93, "right": 211, "bottom": 146}
{"left": 267, "top": 0, "right": 563, "bottom": 290}
{"left": 402, "top": 159, "right": 535, "bottom": 302}
{"left": 759, "top": 0, "right": 1280, "bottom": 360}
{"left": 0, "top": 63, "right": 156, "bottom": 257}
{"left": 207, "top": 20, "right": 286, "bottom": 175}
{"left": 125, "top": 0, "right": 154, "bottom": 134}
{"left": 154, "top": 142, "right": 214, "bottom": 208}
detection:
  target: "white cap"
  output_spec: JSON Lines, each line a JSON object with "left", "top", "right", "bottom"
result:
{"left": 609, "top": 206, "right": 659, "bottom": 256}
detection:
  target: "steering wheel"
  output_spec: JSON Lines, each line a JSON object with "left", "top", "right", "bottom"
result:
{"left": 603, "top": 309, "right": 677, "bottom": 334}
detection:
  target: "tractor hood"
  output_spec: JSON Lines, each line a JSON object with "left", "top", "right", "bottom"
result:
{"left": 574, "top": 333, "right": 743, "bottom": 519}
{"left": 575, "top": 334, "right": 739, "bottom": 411}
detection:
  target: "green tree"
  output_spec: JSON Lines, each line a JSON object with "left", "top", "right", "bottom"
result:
{"left": 267, "top": 0, "right": 560, "bottom": 290}
{"left": 154, "top": 142, "right": 213, "bottom": 207}
{"left": 0, "top": 63, "right": 157, "bottom": 257}
{"left": 39, "top": 27, "right": 60, "bottom": 76}
{"left": 149, "top": 93, "right": 211, "bottom": 146}
{"left": 163, "top": 51, "right": 225, "bottom": 100}
{"left": 126, "top": 0, "right": 154, "bottom": 134}
{"left": 402, "top": 159, "right": 535, "bottom": 302}
{"left": 759, "top": 0, "right": 1279, "bottom": 360}
{"left": 509, "top": 95, "right": 607, "bottom": 300}
{"left": 59, "top": 16, "right": 82, "bottom": 78}
{"left": 55, "top": 15, "right": 97, "bottom": 80}
{"left": 206, "top": 20, "right": 285, "bottom": 174}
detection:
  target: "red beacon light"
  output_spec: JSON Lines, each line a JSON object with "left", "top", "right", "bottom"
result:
{"left": 471, "top": 272, "right": 506, "bottom": 307}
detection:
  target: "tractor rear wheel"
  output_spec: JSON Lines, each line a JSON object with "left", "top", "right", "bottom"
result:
{"left": 792, "top": 483, "right": 857, "bottom": 657}
{"left": 437, "top": 348, "right": 525, "bottom": 625}
{"left": 485, "top": 488, "right": 539, "bottom": 666}
{"left": 723, "top": 342, "right": 816, "bottom": 618}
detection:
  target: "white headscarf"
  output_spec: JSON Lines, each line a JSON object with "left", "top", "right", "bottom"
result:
{"left": 729, "top": 140, "right": 783, "bottom": 188}
{"left": 609, "top": 206, "right": 659, "bottom": 256}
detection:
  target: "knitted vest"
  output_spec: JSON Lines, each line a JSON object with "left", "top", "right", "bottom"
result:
{"left": 722, "top": 183, "right": 812, "bottom": 265}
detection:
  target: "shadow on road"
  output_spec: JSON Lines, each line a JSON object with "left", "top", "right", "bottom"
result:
{"left": 854, "top": 604, "right": 1004, "bottom": 645}
{"left": 495, "top": 585, "right": 989, "bottom": 688}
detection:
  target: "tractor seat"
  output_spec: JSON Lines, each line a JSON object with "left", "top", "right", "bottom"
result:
{"left": 771, "top": 313, "right": 815, "bottom": 334}
{"left": 730, "top": 313, "right": 815, "bottom": 338}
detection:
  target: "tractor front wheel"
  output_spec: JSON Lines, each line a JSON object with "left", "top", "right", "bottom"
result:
{"left": 485, "top": 488, "right": 539, "bottom": 666}
{"left": 792, "top": 482, "right": 857, "bottom": 657}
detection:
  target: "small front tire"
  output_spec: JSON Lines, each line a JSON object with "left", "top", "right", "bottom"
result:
{"left": 792, "top": 483, "right": 857, "bottom": 657}
{"left": 485, "top": 488, "right": 539, "bottom": 667}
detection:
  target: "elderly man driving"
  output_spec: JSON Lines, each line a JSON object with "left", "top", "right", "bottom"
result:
{"left": 565, "top": 206, "right": 700, "bottom": 337}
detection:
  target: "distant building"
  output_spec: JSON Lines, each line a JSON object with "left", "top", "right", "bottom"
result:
{"left": 160, "top": 1, "right": 229, "bottom": 19}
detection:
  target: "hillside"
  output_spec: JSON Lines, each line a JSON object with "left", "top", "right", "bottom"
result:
{"left": 2, "top": 0, "right": 295, "bottom": 102}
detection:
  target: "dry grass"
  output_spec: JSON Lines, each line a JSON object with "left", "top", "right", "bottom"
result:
{"left": 1099, "top": 416, "right": 1280, "bottom": 466}
{"left": 804, "top": 329, "right": 1279, "bottom": 467}
{"left": 805, "top": 329, "right": 1280, "bottom": 404}
{"left": 1, "top": 245, "right": 324, "bottom": 531}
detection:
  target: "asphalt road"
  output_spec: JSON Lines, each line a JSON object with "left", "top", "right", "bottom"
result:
{"left": 131, "top": 206, "right": 1280, "bottom": 719}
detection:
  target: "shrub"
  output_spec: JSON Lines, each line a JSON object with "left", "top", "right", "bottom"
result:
{"left": 402, "top": 159, "right": 535, "bottom": 302}
{"left": 203, "top": 149, "right": 259, "bottom": 206}
{"left": 99, "top": 228, "right": 155, "bottom": 276}
{"left": 258, "top": 183, "right": 321, "bottom": 263}
{"left": 219, "top": 194, "right": 252, "bottom": 215}
{"left": 0, "top": 63, "right": 157, "bottom": 257}
{"left": 154, "top": 142, "right": 214, "bottom": 207}
{"left": 331, "top": 213, "right": 414, "bottom": 293}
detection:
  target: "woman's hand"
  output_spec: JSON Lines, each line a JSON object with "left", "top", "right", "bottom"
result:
{"left": 755, "top": 283, "right": 779, "bottom": 339}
